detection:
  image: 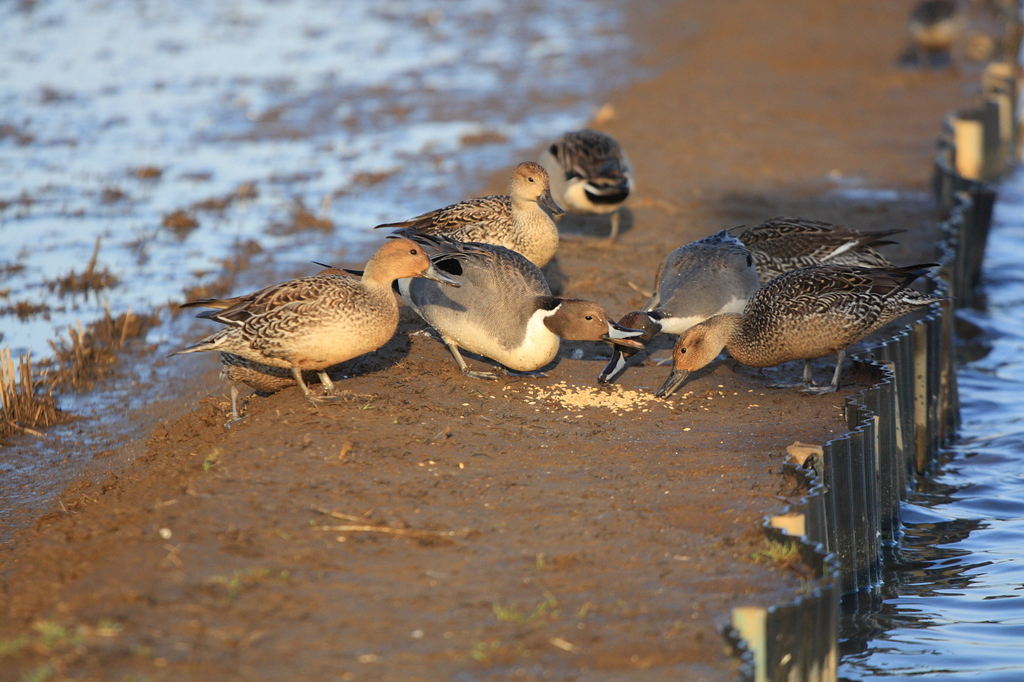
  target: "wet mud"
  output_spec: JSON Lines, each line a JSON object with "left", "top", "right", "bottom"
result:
{"left": 0, "top": 0, "right": 989, "bottom": 679}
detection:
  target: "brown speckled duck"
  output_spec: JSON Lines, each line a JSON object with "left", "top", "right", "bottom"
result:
{"left": 655, "top": 263, "right": 942, "bottom": 398}
{"left": 173, "top": 238, "right": 459, "bottom": 418}
{"left": 736, "top": 216, "right": 902, "bottom": 284}
{"left": 375, "top": 162, "right": 563, "bottom": 268}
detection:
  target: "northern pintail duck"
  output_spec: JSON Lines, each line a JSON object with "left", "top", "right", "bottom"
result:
{"left": 902, "top": 0, "right": 963, "bottom": 68}
{"left": 375, "top": 162, "right": 563, "bottom": 268}
{"left": 173, "top": 238, "right": 460, "bottom": 411}
{"left": 655, "top": 263, "right": 941, "bottom": 398}
{"left": 394, "top": 230, "right": 643, "bottom": 379}
{"left": 538, "top": 129, "right": 634, "bottom": 243}
{"left": 736, "top": 217, "right": 901, "bottom": 284}
{"left": 181, "top": 267, "right": 345, "bottom": 421}
{"left": 598, "top": 230, "right": 760, "bottom": 384}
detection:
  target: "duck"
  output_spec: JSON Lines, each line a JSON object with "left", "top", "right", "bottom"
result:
{"left": 393, "top": 230, "right": 644, "bottom": 379}
{"left": 173, "top": 238, "right": 460, "bottom": 412}
{"left": 179, "top": 266, "right": 351, "bottom": 422}
{"left": 538, "top": 129, "right": 634, "bottom": 243}
{"left": 901, "top": 0, "right": 963, "bottom": 68}
{"left": 655, "top": 263, "right": 942, "bottom": 398}
{"left": 735, "top": 217, "right": 902, "bottom": 284}
{"left": 375, "top": 162, "right": 563, "bottom": 268}
{"left": 598, "top": 230, "right": 760, "bottom": 384}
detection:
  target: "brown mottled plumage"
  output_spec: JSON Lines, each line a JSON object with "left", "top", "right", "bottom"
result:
{"left": 375, "top": 162, "right": 563, "bottom": 268}
{"left": 655, "top": 264, "right": 942, "bottom": 397}
{"left": 173, "top": 238, "right": 459, "bottom": 418}
{"left": 736, "top": 217, "right": 901, "bottom": 284}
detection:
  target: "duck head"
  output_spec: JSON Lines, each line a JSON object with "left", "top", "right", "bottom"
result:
{"left": 510, "top": 161, "right": 564, "bottom": 217}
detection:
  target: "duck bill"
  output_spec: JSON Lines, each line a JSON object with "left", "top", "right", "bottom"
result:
{"left": 601, "top": 321, "right": 645, "bottom": 348}
{"left": 420, "top": 262, "right": 461, "bottom": 287}
{"left": 598, "top": 347, "right": 634, "bottom": 384}
{"left": 539, "top": 188, "right": 565, "bottom": 217}
{"left": 655, "top": 368, "right": 690, "bottom": 398}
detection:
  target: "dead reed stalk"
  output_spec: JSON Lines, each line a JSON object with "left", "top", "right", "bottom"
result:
{"left": 51, "top": 236, "right": 119, "bottom": 299}
{"left": 48, "top": 302, "right": 159, "bottom": 390}
{"left": 0, "top": 348, "right": 61, "bottom": 443}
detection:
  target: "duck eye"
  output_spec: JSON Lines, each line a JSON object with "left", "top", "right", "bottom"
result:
{"left": 679, "top": 348, "right": 687, "bottom": 354}
{"left": 410, "top": 248, "right": 418, "bottom": 255}
{"left": 528, "top": 177, "right": 535, "bottom": 182}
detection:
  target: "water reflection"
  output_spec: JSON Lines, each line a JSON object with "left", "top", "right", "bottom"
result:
{"left": 839, "top": 170, "right": 1024, "bottom": 680}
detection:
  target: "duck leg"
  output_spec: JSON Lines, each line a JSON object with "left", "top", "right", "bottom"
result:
{"left": 292, "top": 366, "right": 338, "bottom": 403}
{"left": 318, "top": 370, "right": 336, "bottom": 395}
{"left": 800, "top": 350, "right": 845, "bottom": 395}
{"left": 602, "top": 210, "right": 621, "bottom": 246}
{"left": 768, "top": 359, "right": 817, "bottom": 390}
{"left": 442, "top": 337, "right": 501, "bottom": 380}
{"left": 501, "top": 368, "right": 548, "bottom": 378}
{"left": 223, "top": 383, "right": 247, "bottom": 428}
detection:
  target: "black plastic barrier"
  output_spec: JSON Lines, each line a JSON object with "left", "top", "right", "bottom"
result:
{"left": 724, "top": 51, "right": 1021, "bottom": 682}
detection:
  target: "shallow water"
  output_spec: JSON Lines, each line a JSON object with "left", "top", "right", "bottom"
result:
{"left": 838, "top": 168, "right": 1024, "bottom": 680}
{"left": 0, "top": 0, "right": 631, "bottom": 538}
{"left": 0, "top": 0, "right": 630, "bottom": 357}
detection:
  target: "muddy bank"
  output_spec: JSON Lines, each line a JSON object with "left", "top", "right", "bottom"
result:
{"left": 0, "top": 0, "right": 985, "bottom": 680}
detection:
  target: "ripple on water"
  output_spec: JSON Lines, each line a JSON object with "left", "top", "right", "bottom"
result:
{"left": 0, "top": 0, "right": 634, "bottom": 540}
{"left": 840, "top": 167, "right": 1024, "bottom": 680}
{"left": 0, "top": 0, "right": 631, "bottom": 357}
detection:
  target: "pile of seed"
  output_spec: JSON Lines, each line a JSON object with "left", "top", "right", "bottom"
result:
{"left": 504, "top": 381, "right": 688, "bottom": 415}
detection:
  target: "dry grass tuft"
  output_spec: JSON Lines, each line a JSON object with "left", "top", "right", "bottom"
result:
{"left": 161, "top": 209, "right": 199, "bottom": 237}
{"left": 49, "top": 237, "right": 118, "bottom": 299}
{"left": 266, "top": 197, "right": 333, "bottom": 235}
{"left": 100, "top": 186, "right": 129, "bottom": 204}
{"left": 48, "top": 304, "right": 159, "bottom": 390}
{"left": 189, "top": 182, "right": 259, "bottom": 213}
{"left": 133, "top": 166, "right": 163, "bottom": 180}
{"left": 0, "top": 348, "right": 62, "bottom": 443}
{"left": 751, "top": 539, "right": 816, "bottom": 580}
{"left": 0, "top": 300, "right": 51, "bottom": 320}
